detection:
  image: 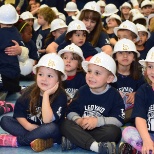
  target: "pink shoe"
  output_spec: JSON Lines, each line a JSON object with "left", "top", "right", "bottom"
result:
{"left": 0, "top": 101, "right": 15, "bottom": 113}
{"left": 0, "top": 134, "right": 18, "bottom": 147}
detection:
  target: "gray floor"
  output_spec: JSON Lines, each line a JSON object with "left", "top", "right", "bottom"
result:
{"left": 0, "top": 81, "right": 95, "bottom": 154}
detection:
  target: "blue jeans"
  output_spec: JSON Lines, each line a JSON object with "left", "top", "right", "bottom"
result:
{"left": 0, "top": 116, "right": 61, "bottom": 146}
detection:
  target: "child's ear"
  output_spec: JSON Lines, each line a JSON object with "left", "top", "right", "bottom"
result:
{"left": 107, "top": 75, "right": 115, "bottom": 83}
{"left": 133, "top": 38, "right": 137, "bottom": 43}
{"left": 52, "top": 31, "right": 56, "bottom": 36}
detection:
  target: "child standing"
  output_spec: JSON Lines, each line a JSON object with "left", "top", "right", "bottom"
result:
{"left": 120, "top": 47, "right": 154, "bottom": 154}
{"left": 0, "top": 53, "right": 67, "bottom": 152}
{"left": 57, "top": 19, "right": 98, "bottom": 59}
{"left": 112, "top": 38, "right": 145, "bottom": 123}
{"left": 0, "top": 4, "right": 26, "bottom": 94}
{"left": 60, "top": 52, "right": 125, "bottom": 153}
{"left": 34, "top": 6, "right": 56, "bottom": 57}
{"left": 58, "top": 43, "right": 86, "bottom": 104}
{"left": 136, "top": 23, "right": 151, "bottom": 60}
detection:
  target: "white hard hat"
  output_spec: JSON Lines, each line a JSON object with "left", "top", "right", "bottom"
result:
{"left": 106, "top": 14, "right": 122, "bottom": 24}
{"left": 82, "top": 52, "right": 117, "bottom": 82}
{"left": 136, "top": 23, "right": 150, "bottom": 39}
{"left": 0, "top": 4, "right": 19, "bottom": 24}
{"left": 114, "top": 20, "right": 139, "bottom": 41}
{"left": 147, "top": 13, "right": 154, "bottom": 25}
{"left": 132, "top": 13, "right": 146, "bottom": 22}
{"left": 20, "top": 59, "right": 34, "bottom": 76}
{"left": 64, "top": 2, "right": 78, "bottom": 12}
{"left": 33, "top": 53, "right": 67, "bottom": 81}
{"left": 129, "top": 9, "right": 141, "bottom": 16}
{"left": 139, "top": 47, "right": 154, "bottom": 66}
{"left": 82, "top": 1, "right": 101, "bottom": 15}
{"left": 120, "top": 2, "right": 132, "bottom": 11}
{"left": 66, "top": 19, "right": 89, "bottom": 34}
{"left": 20, "top": 11, "right": 34, "bottom": 20}
{"left": 102, "top": 4, "right": 119, "bottom": 17}
{"left": 141, "top": 0, "right": 152, "bottom": 8}
{"left": 58, "top": 13, "right": 66, "bottom": 22}
{"left": 50, "top": 18, "right": 67, "bottom": 32}
{"left": 33, "top": 18, "right": 41, "bottom": 31}
{"left": 40, "top": 4, "right": 48, "bottom": 8}
{"left": 97, "top": 0, "right": 106, "bottom": 7}
{"left": 113, "top": 38, "right": 140, "bottom": 57}
{"left": 58, "top": 43, "right": 85, "bottom": 61}
{"left": 51, "top": 7, "right": 61, "bottom": 16}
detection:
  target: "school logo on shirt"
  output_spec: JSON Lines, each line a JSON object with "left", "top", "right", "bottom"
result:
{"left": 83, "top": 105, "right": 105, "bottom": 117}
{"left": 57, "top": 107, "right": 62, "bottom": 117}
{"left": 36, "top": 34, "right": 43, "bottom": 50}
{"left": 147, "top": 104, "right": 154, "bottom": 131}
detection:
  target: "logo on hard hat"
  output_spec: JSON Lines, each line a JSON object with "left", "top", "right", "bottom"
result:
{"left": 94, "top": 57, "right": 101, "bottom": 64}
{"left": 150, "top": 52, "right": 154, "bottom": 60}
{"left": 48, "top": 60, "right": 55, "bottom": 67}
{"left": 77, "top": 25, "right": 81, "bottom": 30}
{"left": 68, "top": 47, "right": 74, "bottom": 51}
{"left": 123, "top": 44, "right": 129, "bottom": 50}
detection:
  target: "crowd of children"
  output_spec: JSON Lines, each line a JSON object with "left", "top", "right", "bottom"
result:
{"left": 1, "top": 0, "right": 154, "bottom": 153}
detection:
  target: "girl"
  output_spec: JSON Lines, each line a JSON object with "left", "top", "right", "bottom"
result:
{"left": 120, "top": 2, "right": 132, "bottom": 21}
{"left": 44, "top": 18, "right": 67, "bottom": 49}
{"left": 16, "top": 21, "right": 39, "bottom": 80}
{"left": 0, "top": 53, "right": 67, "bottom": 152}
{"left": 105, "top": 14, "right": 122, "bottom": 46}
{"left": 120, "top": 47, "right": 154, "bottom": 154}
{"left": 58, "top": 43, "right": 86, "bottom": 104}
{"left": 112, "top": 38, "right": 145, "bottom": 123}
{"left": 46, "top": 1, "right": 112, "bottom": 55}
{"left": 57, "top": 19, "right": 98, "bottom": 59}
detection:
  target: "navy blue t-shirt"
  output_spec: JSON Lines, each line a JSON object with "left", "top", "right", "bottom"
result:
{"left": 138, "top": 47, "right": 149, "bottom": 60}
{"left": 131, "top": 83, "right": 154, "bottom": 133}
{"left": 57, "top": 40, "right": 98, "bottom": 59}
{"left": 0, "top": 27, "right": 24, "bottom": 78}
{"left": 145, "top": 32, "right": 154, "bottom": 51}
{"left": 67, "top": 85, "right": 125, "bottom": 124}
{"left": 62, "top": 72, "right": 86, "bottom": 99}
{"left": 24, "top": 40, "right": 39, "bottom": 61}
{"left": 13, "top": 88, "right": 67, "bottom": 125}
{"left": 35, "top": 27, "right": 50, "bottom": 50}
{"left": 66, "top": 16, "right": 74, "bottom": 25}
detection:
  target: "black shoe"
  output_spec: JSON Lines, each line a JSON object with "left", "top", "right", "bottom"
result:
{"left": 98, "top": 142, "right": 116, "bottom": 154}
{"left": 61, "top": 136, "right": 77, "bottom": 151}
{"left": 119, "top": 142, "right": 133, "bottom": 154}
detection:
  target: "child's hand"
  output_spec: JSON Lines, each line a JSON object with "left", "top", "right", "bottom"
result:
{"left": 81, "top": 117, "right": 98, "bottom": 130}
{"left": 44, "top": 82, "right": 59, "bottom": 96}
{"left": 142, "top": 139, "right": 154, "bottom": 154}
{"left": 126, "top": 92, "right": 135, "bottom": 104}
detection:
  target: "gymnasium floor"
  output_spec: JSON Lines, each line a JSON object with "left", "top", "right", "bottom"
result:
{"left": 0, "top": 80, "right": 94, "bottom": 154}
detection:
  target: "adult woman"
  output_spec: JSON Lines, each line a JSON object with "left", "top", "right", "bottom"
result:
{"left": 46, "top": 1, "right": 112, "bottom": 55}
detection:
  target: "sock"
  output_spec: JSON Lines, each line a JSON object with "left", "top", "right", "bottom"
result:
{"left": 90, "top": 141, "right": 99, "bottom": 153}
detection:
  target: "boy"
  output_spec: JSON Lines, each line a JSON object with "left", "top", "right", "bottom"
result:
{"left": 140, "top": 0, "right": 152, "bottom": 17}
{"left": 114, "top": 20, "right": 139, "bottom": 43}
{"left": 34, "top": 6, "right": 56, "bottom": 57}
{"left": 136, "top": 23, "right": 151, "bottom": 60}
{"left": 60, "top": 52, "right": 125, "bottom": 154}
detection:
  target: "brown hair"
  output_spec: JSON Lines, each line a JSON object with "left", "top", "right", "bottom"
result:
{"left": 79, "top": 10, "right": 106, "bottom": 47}
{"left": 133, "top": 18, "right": 147, "bottom": 27}
{"left": 105, "top": 19, "right": 121, "bottom": 30}
{"left": 113, "top": 52, "right": 141, "bottom": 80}
{"left": 28, "top": 67, "right": 64, "bottom": 115}
{"left": 149, "top": 17, "right": 154, "bottom": 32}
{"left": 38, "top": 7, "right": 56, "bottom": 24}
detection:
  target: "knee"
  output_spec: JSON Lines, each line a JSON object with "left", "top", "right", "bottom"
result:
{"left": 0, "top": 116, "right": 11, "bottom": 130}
{"left": 60, "top": 119, "right": 72, "bottom": 134}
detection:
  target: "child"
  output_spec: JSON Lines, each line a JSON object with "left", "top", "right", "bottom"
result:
{"left": 64, "top": 1, "right": 78, "bottom": 25}
{"left": 111, "top": 38, "right": 145, "bottom": 123}
{"left": 44, "top": 18, "right": 67, "bottom": 49}
{"left": 120, "top": 2, "right": 132, "bottom": 21}
{"left": 141, "top": 0, "right": 152, "bottom": 17}
{"left": 60, "top": 52, "right": 125, "bottom": 153}
{"left": 97, "top": 0, "right": 106, "bottom": 15}
{"left": 34, "top": 6, "right": 56, "bottom": 57}
{"left": 120, "top": 47, "right": 154, "bottom": 154}
{"left": 20, "top": 11, "right": 35, "bottom": 27}
{"left": 105, "top": 14, "right": 121, "bottom": 46}
{"left": 17, "top": 21, "right": 39, "bottom": 80}
{"left": 0, "top": 4, "right": 26, "bottom": 94}
{"left": 114, "top": 20, "right": 139, "bottom": 43}
{"left": 136, "top": 23, "right": 151, "bottom": 60}
{"left": 0, "top": 53, "right": 67, "bottom": 152}
{"left": 58, "top": 43, "right": 86, "bottom": 104}
{"left": 57, "top": 19, "right": 98, "bottom": 59}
